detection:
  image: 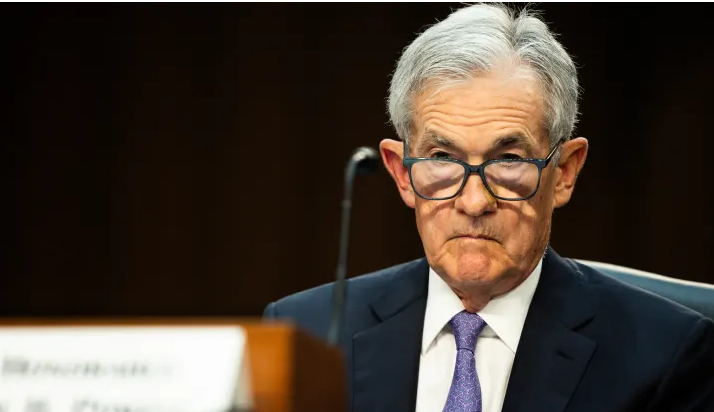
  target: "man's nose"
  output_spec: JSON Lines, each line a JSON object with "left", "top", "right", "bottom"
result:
{"left": 453, "top": 173, "right": 497, "bottom": 216}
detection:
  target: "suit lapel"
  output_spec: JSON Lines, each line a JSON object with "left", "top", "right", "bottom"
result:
{"left": 502, "top": 248, "right": 599, "bottom": 412}
{"left": 352, "top": 259, "right": 429, "bottom": 412}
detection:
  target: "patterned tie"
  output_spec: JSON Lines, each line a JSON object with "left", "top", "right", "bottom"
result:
{"left": 442, "top": 310, "right": 487, "bottom": 412}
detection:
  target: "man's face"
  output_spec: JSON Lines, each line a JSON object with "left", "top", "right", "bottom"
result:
{"left": 381, "top": 70, "right": 587, "bottom": 300}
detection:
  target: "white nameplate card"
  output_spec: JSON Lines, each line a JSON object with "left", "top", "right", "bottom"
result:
{"left": 0, "top": 326, "right": 252, "bottom": 412}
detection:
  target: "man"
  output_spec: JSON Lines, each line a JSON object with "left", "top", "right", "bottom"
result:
{"left": 263, "top": 4, "right": 714, "bottom": 412}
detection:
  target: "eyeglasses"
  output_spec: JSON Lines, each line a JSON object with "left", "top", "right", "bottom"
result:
{"left": 403, "top": 141, "right": 562, "bottom": 201}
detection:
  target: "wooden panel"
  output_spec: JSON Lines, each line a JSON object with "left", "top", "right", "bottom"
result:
{"left": 243, "top": 321, "right": 345, "bottom": 412}
{"left": 293, "top": 328, "right": 347, "bottom": 412}
{"left": 242, "top": 322, "right": 293, "bottom": 412}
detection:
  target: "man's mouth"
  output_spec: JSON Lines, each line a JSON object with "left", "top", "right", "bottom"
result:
{"left": 452, "top": 234, "right": 496, "bottom": 242}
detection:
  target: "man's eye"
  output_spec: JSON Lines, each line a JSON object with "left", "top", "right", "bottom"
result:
{"left": 430, "top": 151, "right": 452, "bottom": 159}
{"left": 499, "top": 153, "right": 523, "bottom": 160}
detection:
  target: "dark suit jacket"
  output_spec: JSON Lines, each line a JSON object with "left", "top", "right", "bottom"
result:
{"left": 263, "top": 249, "right": 714, "bottom": 412}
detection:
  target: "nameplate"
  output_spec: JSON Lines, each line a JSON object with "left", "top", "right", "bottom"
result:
{"left": 0, "top": 326, "right": 252, "bottom": 412}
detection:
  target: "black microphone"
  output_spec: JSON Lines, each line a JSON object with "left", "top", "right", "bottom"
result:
{"left": 327, "top": 147, "right": 379, "bottom": 346}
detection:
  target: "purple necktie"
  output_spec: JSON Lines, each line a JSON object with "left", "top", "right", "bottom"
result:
{"left": 442, "top": 311, "right": 487, "bottom": 412}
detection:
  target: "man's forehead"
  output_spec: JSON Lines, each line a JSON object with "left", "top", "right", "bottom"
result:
{"left": 410, "top": 74, "right": 548, "bottom": 154}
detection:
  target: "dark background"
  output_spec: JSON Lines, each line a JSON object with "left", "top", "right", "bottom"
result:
{"left": 5, "top": 3, "right": 714, "bottom": 317}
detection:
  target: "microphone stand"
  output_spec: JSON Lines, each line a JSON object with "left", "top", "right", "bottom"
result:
{"left": 327, "top": 147, "right": 378, "bottom": 346}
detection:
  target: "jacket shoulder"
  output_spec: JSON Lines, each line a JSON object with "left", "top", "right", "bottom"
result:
{"left": 263, "top": 258, "right": 426, "bottom": 335}
{"left": 569, "top": 258, "right": 707, "bottom": 324}
{"left": 562, "top": 258, "right": 714, "bottom": 408}
{"left": 565, "top": 257, "right": 711, "bottom": 363}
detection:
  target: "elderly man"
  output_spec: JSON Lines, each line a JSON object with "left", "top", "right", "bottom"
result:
{"left": 264, "top": 4, "right": 714, "bottom": 412}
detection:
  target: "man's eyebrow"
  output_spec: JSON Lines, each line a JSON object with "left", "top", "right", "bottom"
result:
{"left": 416, "top": 131, "right": 461, "bottom": 154}
{"left": 416, "top": 131, "right": 539, "bottom": 157}
{"left": 488, "top": 133, "right": 537, "bottom": 157}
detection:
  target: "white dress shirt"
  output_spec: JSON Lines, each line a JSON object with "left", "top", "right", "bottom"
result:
{"left": 415, "top": 258, "right": 542, "bottom": 412}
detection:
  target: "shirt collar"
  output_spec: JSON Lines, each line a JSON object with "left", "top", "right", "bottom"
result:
{"left": 421, "top": 257, "right": 542, "bottom": 355}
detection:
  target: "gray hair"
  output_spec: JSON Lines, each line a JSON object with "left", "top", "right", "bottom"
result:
{"left": 387, "top": 3, "right": 579, "bottom": 154}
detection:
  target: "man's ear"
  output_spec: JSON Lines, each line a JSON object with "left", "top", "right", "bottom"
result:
{"left": 380, "top": 139, "right": 416, "bottom": 209}
{"left": 553, "top": 137, "right": 588, "bottom": 208}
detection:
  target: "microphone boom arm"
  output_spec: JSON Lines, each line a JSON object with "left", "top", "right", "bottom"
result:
{"left": 327, "top": 147, "right": 378, "bottom": 346}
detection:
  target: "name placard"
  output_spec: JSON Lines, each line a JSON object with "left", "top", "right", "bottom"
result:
{"left": 0, "top": 326, "right": 252, "bottom": 412}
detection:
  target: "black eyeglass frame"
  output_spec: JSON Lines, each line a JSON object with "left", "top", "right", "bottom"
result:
{"left": 403, "top": 140, "right": 564, "bottom": 201}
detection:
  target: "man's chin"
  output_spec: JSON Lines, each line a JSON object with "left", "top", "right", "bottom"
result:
{"left": 453, "top": 257, "right": 500, "bottom": 285}
{"left": 449, "top": 242, "right": 514, "bottom": 285}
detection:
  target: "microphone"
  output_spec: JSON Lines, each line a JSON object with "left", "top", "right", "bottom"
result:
{"left": 327, "top": 147, "right": 379, "bottom": 346}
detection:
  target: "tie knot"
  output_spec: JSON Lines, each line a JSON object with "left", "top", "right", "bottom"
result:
{"left": 448, "top": 311, "right": 487, "bottom": 351}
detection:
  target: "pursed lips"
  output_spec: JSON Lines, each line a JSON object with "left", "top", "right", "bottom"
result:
{"left": 452, "top": 234, "right": 497, "bottom": 242}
